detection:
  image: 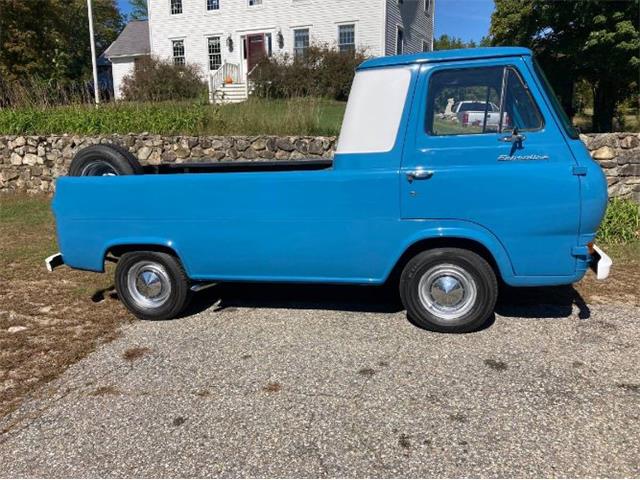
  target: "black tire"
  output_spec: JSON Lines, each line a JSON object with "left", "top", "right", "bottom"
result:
{"left": 399, "top": 248, "right": 497, "bottom": 333}
{"left": 115, "top": 251, "right": 191, "bottom": 320}
{"left": 68, "top": 144, "right": 143, "bottom": 176}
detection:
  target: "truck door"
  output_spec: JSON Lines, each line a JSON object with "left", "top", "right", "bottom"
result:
{"left": 400, "top": 60, "right": 581, "bottom": 277}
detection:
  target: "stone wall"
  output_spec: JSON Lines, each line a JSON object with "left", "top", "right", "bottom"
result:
{"left": 0, "top": 135, "right": 336, "bottom": 194}
{"left": 580, "top": 133, "right": 640, "bottom": 202}
{"left": 0, "top": 133, "right": 638, "bottom": 201}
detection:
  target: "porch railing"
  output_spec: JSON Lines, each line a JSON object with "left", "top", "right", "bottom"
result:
{"left": 208, "top": 62, "right": 242, "bottom": 103}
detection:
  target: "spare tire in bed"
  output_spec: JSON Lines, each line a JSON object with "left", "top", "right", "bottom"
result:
{"left": 68, "top": 144, "right": 143, "bottom": 176}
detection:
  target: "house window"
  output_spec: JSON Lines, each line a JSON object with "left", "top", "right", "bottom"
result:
{"left": 425, "top": 0, "right": 431, "bottom": 13}
{"left": 170, "top": 0, "right": 182, "bottom": 14}
{"left": 172, "top": 39, "right": 185, "bottom": 65}
{"left": 208, "top": 37, "right": 222, "bottom": 70}
{"left": 207, "top": 0, "right": 219, "bottom": 10}
{"left": 338, "top": 24, "right": 355, "bottom": 53}
{"left": 248, "top": 0, "right": 262, "bottom": 6}
{"left": 396, "top": 27, "right": 404, "bottom": 55}
{"left": 266, "top": 33, "right": 273, "bottom": 56}
{"left": 293, "top": 28, "right": 310, "bottom": 58}
{"left": 422, "top": 40, "right": 430, "bottom": 52}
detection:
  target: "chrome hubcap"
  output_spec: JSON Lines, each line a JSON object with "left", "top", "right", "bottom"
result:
{"left": 418, "top": 264, "right": 477, "bottom": 321}
{"left": 80, "top": 160, "right": 118, "bottom": 176}
{"left": 127, "top": 261, "right": 172, "bottom": 309}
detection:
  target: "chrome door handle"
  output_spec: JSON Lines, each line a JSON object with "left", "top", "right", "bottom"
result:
{"left": 499, "top": 133, "right": 526, "bottom": 143}
{"left": 406, "top": 169, "right": 434, "bottom": 183}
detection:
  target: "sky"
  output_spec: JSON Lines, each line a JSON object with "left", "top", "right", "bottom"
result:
{"left": 435, "top": 0, "right": 494, "bottom": 42}
{"left": 116, "top": 0, "right": 494, "bottom": 42}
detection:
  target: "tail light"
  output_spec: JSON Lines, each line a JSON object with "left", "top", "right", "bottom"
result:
{"left": 462, "top": 113, "right": 469, "bottom": 126}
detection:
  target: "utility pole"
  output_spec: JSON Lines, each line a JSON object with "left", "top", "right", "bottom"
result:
{"left": 87, "top": 0, "right": 100, "bottom": 105}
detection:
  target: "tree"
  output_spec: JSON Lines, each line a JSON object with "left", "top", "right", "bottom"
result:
{"left": 433, "top": 34, "right": 491, "bottom": 50}
{"left": 128, "top": 0, "right": 148, "bottom": 20}
{"left": 433, "top": 35, "right": 492, "bottom": 51}
{"left": 434, "top": 34, "right": 475, "bottom": 50}
{"left": 0, "top": 0, "right": 124, "bottom": 83}
{"left": 489, "top": 0, "right": 640, "bottom": 132}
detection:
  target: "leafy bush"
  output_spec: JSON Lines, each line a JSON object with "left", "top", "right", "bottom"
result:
{"left": 250, "top": 45, "right": 367, "bottom": 101}
{"left": 597, "top": 198, "right": 640, "bottom": 245}
{"left": 120, "top": 56, "right": 207, "bottom": 102}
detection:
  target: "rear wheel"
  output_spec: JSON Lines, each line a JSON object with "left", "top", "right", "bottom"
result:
{"left": 68, "top": 144, "right": 142, "bottom": 176}
{"left": 115, "top": 251, "right": 191, "bottom": 320}
{"left": 399, "top": 248, "right": 497, "bottom": 333}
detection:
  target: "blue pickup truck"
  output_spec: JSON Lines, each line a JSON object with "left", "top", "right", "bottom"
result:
{"left": 47, "top": 47, "right": 611, "bottom": 333}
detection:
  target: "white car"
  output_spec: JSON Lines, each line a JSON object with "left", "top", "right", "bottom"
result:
{"left": 453, "top": 100, "right": 509, "bottom": 130}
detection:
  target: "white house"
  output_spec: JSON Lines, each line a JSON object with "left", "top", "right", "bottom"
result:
{"left": 105, "top": 0, "right": 435, "bottom": 101}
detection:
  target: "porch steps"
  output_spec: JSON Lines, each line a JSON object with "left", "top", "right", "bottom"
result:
{"left": 213, "top": 83, "right": 249, "bottom": 104}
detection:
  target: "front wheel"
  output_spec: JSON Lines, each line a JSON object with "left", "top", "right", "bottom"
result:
{"left": 399, "top": 248, "right": 498, "bottom": 333}
{"left": 115, "top": 251, "right": 191, "bottom": 320}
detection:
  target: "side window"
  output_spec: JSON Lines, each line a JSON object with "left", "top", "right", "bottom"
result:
{"left": 503, "top": 68, "right": 543, "bottom": 131}
{"left": 427, "top": 66, "right": 543, "bottom": 136}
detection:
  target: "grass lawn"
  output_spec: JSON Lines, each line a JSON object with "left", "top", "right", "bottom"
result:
{"left": 0, "top": 98, "right": 347, "bottom": 137}
{"left": 0, "top": 194, "right": 129, "bottom": 420}
{"left": 1, "top": 194, "right": 639, "bottom": 419}
{"left": 574, "top": 108, "right": 640, "bottom": 133}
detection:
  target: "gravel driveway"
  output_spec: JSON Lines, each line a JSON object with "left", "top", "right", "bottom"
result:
{"left": 1, "top": 283, "right": 638, "bottom": 478}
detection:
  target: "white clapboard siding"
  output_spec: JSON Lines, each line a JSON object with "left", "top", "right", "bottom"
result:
{"left": 149, "top": 0, "right": 385, "bottom": 77}
{"left": 148, "top": 0, "right": 433, "bottom": 77}
{"left": 385, "top": 0, "right": 435, "bottom": 55}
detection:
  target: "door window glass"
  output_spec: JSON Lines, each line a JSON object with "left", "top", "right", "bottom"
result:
{"left": 427, "top": 66, "right": 543, "bottom": 136}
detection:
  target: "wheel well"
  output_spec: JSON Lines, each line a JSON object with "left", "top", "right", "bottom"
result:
{"left": 105, "top": 244, "right": 180, "bottom": 266}
{"left": 387, "top": 237, "right": 501, "bottom": 285}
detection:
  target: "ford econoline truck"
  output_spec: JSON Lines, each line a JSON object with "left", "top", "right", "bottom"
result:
{"left": 46, "top": 47, "right": 611, "bottom": 333}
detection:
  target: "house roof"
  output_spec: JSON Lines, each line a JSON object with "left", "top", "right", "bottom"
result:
{"left": 358, "top": 47, "right": 533, "bottom": 70}
{"left": 103, "top": 20, "right": 150, "bottom": 59}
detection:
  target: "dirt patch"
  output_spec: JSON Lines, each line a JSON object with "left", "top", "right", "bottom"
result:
{"left": 262, "top": 382, "right": 282, "bottom": 393}
{"left": 90, "top": 385, "right": 120, "bottom": 396}
{"left": 1, "top": 194, "right": 131, "bottom": 418}
{"left": 122, "top": 347, "right": 151, "bottom": 362}
{"left": 484, "top": 359, "right": 508, "bottom": 371}
{"left": 575, "top": 244, "right": 640, "bottom": 307}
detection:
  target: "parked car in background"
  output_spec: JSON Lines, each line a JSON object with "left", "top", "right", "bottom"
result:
{"left": 47, "top": 47, "right": 611, "bottom": 334}
{"left": 453, "top": 100, "right": 507, "bottom": 130}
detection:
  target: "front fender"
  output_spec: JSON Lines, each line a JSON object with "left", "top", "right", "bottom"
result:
{"left": 384, "top": 219, "right": 516, "bottom": 283}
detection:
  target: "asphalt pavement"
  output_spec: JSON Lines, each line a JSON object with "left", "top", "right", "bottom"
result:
{"left": 1, "top": 283, "right": 639, "bottom": 478}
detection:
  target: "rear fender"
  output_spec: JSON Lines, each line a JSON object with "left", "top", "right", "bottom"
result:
{"left": 101, "top": 237, "right": 187, "bottom": 273}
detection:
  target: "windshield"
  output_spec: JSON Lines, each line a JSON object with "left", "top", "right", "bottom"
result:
{"left": 533, "top": 60, "right": 579, "bottom": 139}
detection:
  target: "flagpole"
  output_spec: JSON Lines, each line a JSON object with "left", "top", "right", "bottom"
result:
{"left": 87, "top": 0, "right": 100, "bottom": 105}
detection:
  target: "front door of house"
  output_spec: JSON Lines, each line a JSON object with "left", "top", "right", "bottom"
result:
{"left": 246, "top": 34, "right": 266, "bottom": 73}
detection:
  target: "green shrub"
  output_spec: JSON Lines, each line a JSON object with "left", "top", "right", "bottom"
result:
{"left": 251, "top": 45, "right": 367, "bottom": 101}
{"left": 597, "top": 198, "right": 640, "bottom": 245}
{"left": 120, "top": 56, "right": 207, "bottom": 102}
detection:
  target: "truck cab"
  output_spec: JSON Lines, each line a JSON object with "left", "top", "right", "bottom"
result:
{"left": 49, "top": 47, "right": 610, "bottom": 333}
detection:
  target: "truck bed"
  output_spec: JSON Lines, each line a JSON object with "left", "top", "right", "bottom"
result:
{"left": 144, "top": 159, "right": 334, "bottom": 175}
